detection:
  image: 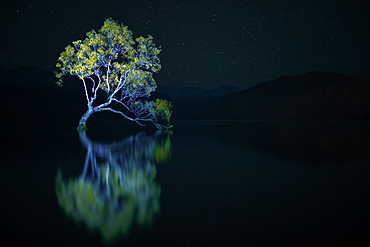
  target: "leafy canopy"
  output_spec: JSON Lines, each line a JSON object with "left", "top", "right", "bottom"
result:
{"left": 55, "top": 18, "right": 172, "bottom": 127}
{"left": 56, "top": 18, "right": 161, "bottom": 84}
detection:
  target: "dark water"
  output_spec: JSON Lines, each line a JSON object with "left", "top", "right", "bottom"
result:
{"left": 2, "top": 120, "right": 370, "bottom": 247}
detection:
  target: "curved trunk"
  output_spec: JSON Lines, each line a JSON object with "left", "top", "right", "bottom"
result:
{"left": 77, "top": 107, "right": 95, "bottom": 131}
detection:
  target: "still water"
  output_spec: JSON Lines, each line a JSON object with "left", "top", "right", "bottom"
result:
{"left": 1, "top": 120, "right": 370, "bottom": 246}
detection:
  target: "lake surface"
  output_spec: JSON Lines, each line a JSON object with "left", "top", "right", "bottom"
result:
{"left": 1, "top": 120, "right": 370, "bottom": 246}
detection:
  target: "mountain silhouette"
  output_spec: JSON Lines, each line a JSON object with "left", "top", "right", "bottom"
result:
{"left": 1, "top": 67, "right": 370, "bottom": 126}
{"left": 200, "top": 71, "right": 370, "bottom": 120}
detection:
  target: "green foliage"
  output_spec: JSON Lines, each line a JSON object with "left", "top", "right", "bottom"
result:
{"left": 56, "top": 18, "right": 161, "bottom": 89}
{"left": 152, "top": 99, "right": 173, "bottom": 123}
{"left": 55, "top": 18, "right": 171, "bottom": 127}
{"left": 56, "top": 165, "right": 160, "bottom": 244}
{"left": 55, "top": 131, "right": 172, "bottom": 243}
{"left": 153, "top": 133, "right": 172, "bottom": 163}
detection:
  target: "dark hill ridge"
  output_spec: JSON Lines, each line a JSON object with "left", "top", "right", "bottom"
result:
{"left": 201, "top": 71, "right": 370, "bottom": 120}
{"left": 0, "top": 66, "right": 241, "bottom": 122}
{"left": 1, "top": 66, "right": 370, "bottom": 123}
{"left": 3, "top": 66, "right": 83, "bottom": 94}
{"left": 154, "top": 85, "right": 241, "bottom": 102}
{"left": 152, "top": 85, "right": 241, "bottom": 119}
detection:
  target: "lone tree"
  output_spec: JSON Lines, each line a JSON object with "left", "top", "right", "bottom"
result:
{"left": 55, "top": 18, "right": 172, "bottom": 131}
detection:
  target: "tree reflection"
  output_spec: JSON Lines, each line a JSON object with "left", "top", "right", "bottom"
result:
{"left": 56, "top": 130, "right": 172, "bottom": 244}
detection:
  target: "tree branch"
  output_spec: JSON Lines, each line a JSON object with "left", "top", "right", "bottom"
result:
{"left": 97, "top": 107, "right": 135, "bottom": 122}
{"left": 81, "top": 78, "right": 91, "bottom": 104}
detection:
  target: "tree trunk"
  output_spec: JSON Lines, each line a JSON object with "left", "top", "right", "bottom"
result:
{"left": 77, "top": 107, "right": 95, "bottom": 131}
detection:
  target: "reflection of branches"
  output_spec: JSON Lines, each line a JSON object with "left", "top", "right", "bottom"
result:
{"left": 56, "top": 130, "right": 172, "bottom": 244}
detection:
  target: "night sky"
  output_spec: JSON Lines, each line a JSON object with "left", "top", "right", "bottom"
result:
{"left": 1, "top": 0, "right": 369, "bottom": 89}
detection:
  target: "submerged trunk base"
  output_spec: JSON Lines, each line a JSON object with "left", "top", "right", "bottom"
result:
{"left": 77, "top": 123, "right": 88, "bottom": 132}
{"left": 77, "top": 107, "right": 94, "bottom": 131}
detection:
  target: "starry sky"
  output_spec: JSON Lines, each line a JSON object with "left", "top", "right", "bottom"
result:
{"left": 1, "top": 0, "right": 369, "bottom": 89}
